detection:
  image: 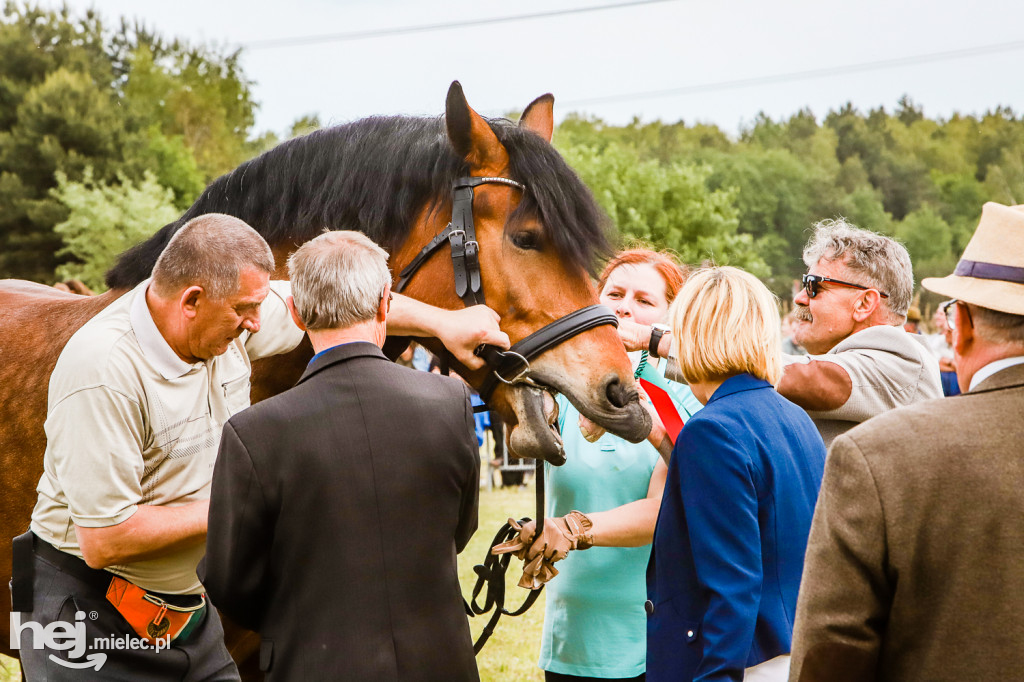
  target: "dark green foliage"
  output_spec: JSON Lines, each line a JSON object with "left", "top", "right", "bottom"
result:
{"left": 554, "top": 99, "right": 1022, "bottom": 299}
{"left": 0, "top": 2, "right": 257, "bottom": 281}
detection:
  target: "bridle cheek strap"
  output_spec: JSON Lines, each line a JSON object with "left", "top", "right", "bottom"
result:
{"left": 392, "top": 175, "right": 616, "bottom": 402}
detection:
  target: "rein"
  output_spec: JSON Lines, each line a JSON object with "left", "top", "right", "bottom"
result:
{"left": 393, "top": 175, "right": 617, "bottom": 653}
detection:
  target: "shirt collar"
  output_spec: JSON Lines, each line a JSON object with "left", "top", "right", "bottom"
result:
{"left": 968, "top": 356, "right": 1024, "bottom": 392}
{"left": 130, "top": 279, "right": 197, "bottom": 380}
{"left": 706, "top": 373, "right": 772, "bottom": 405}
{"left": 308, "top": 341, "right": 363, "bottom": 367}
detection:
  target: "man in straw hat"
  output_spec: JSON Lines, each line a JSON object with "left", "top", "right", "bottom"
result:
{"left": 789, "top": 202, "right": 1024, "bottom": 682}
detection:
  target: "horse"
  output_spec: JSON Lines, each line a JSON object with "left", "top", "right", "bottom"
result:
{"left": 0, "top": 82, "right": 650, "bottom": 672}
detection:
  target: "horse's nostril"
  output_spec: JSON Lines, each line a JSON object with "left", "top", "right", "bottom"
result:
{"left": 605, "top": 376, "right": 630, "bottom": 409}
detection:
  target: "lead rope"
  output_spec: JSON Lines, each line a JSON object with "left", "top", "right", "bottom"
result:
{"left": 634, "top": 350, "right": 649, "bottom": 380}
{"left": 467, "top": 456, "right": 546, "bottom": 653}
{"left": 439, "top": 359, "right": 546, "bottom": 654}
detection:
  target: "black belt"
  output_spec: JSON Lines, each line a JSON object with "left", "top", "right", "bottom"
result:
{"left": 18, "top": 531, "right": 203, "bottom": 609}
{"left": 30, "top": 532, "right": 114, "bottom": 593}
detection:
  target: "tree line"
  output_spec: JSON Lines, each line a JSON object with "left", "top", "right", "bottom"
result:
{"left": 3, "top": 3, "right": 1022, "bottom": 302}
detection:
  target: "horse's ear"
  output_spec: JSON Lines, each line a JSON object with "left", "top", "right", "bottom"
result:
{"left": 446, "top": 80, "right": 509, "bottom": 174}
{"left": 519, "top": 94, "right": 554, "bottom": 143}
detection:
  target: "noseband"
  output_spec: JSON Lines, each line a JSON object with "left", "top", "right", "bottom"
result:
{"left": 393, "top": 175, "right": 618, "bottom": 404}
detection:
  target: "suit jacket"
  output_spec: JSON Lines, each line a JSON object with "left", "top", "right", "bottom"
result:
{"left": 200, "top": 342, "right": 480, "bottom": 682}
{"left": 647, "top": 374, "right": 826, "bottom": 682}
{"left": 790, "top": 362, "right": 1024, "bottom": 682}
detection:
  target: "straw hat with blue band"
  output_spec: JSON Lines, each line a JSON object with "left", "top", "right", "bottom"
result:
{"left": 922, "top": 203, "right": 1024, "bottom": 316}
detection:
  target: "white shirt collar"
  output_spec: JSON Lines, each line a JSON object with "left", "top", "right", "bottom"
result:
{"left": 968, "top": 356, "right": 1024, "bottom": 392}
{"left": 130, "top": 279, "right": 197, "bottom": 380}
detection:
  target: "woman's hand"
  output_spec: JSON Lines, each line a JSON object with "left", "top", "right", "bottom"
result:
{"left": 577, "top": 414, "right": 606, "bottom": 443}
{"left": 616, "top": 318, "right": 651, "bottom": 352}
{"left": 491, "top": 512, "right": 595, "bottom": 589}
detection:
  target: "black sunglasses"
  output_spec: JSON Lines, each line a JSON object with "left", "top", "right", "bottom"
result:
{"left": 801, "top": 274, "right": 890, "bottom": 299}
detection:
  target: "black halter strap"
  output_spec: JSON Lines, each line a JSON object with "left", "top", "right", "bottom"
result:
{"left": 394, "top": 176, "right": 525, "bottom": 307}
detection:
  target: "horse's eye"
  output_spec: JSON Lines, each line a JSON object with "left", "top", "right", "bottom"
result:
{"left": 511, "top": 231, "right": 541, "bottom": 251}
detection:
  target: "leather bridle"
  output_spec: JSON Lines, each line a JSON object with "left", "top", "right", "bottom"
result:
{"left": 392, "top": 175, "right": 619, "bottom": 653}
{"left": 393, "top": 175, "right": 618, "bottom": 404}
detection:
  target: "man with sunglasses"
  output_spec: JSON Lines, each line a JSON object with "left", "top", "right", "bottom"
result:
{"left": 624, "top": 219, "right": 941, "bottom": 446}
{"left": 775, "top": 219, "right": 942, "bottom": 445}
{"left": 791, "top": 202, "right": 1024, "bottom": 682}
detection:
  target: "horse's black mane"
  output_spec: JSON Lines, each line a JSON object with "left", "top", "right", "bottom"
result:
{"left": 106, "top": 115, "right": 611, "bottom": 289}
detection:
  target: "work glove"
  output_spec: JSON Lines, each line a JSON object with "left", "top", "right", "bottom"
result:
{"left": 491, "top": 511, "right": 595, "bottom": 589}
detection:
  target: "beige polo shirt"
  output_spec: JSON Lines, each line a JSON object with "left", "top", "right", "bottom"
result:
{"left": 792, "top": 325, "right": 943, "bottom": 447}
{"left": 31, "top": 278, "right": 304, "bottom": 594}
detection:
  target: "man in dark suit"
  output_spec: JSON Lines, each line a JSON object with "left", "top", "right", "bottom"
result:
{"left": 790, "top": 202, "right": 1024, "bottom": 682}
{"left": 200, "top": 231, "right": 480, "bottom": 681}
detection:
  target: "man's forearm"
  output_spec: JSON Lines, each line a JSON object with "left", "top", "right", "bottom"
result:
{"left": 76, "top": 500, "right": 209, "bottom": 569}
{"left": 777, "top": 359, "right": 853, "bottom": 411}
{"left": 386, "top": 293, "right": 444, "bottom": 337}
{"left": 385, "top": 294, "right": 509, "bottom": 370}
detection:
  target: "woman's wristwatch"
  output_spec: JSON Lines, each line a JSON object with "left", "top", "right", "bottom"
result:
{"left": 649, "top": 323, "right": 671, "bottom": 358}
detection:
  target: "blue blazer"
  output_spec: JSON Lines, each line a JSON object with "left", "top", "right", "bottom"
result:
{"left": 646, "top": 374, "right": 826, "bottom": 681}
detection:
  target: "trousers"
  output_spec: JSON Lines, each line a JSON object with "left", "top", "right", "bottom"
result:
{"left": 13, "top": 535, "right": 239, "bottom": 682}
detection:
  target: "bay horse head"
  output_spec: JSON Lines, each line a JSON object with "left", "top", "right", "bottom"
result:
{"left": 105, "top": 82, "right": 651, "bottom": 464}
{"left": 392, "top": 83, "right": 650, "bottom": 463}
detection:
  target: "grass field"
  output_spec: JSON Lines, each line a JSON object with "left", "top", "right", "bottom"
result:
{"left": 0, "top": 471, "right": 545, "bottom": 681}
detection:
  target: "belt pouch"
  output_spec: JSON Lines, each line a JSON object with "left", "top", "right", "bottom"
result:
{"left": 10, "top": 531, "right": 35, "bottom": 612}
{"left": 105, "top": 575, "right": 204, "bottom": 645}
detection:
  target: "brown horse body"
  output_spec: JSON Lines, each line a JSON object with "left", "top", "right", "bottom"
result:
{"left": 0, "top": 84, "right": 648, "bottom": 670}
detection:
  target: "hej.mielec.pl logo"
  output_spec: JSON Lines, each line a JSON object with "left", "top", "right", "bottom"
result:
{"left": 10, "top": 610, "right": 169, "bottom": 671}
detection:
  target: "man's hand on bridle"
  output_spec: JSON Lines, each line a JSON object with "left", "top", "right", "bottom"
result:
{"left": 434, "top": 305, "right": 510, "bottom": 370}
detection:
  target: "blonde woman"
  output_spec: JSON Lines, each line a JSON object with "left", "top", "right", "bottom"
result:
{"left": 646, "top": 266, "right": 826, "bottom": 682}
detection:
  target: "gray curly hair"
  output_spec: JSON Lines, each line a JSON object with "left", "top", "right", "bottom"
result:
{"left": 802, "top": 218, "right": 913, "bottom": 321}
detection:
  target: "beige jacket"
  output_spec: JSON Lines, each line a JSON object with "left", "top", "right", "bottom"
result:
{"left": 790, "top": 363, "right": 1024, "bottom": 682}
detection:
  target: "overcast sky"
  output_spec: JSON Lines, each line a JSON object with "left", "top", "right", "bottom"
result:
{"left": 48, "top": 0, "right": 1024, "bottom": 138}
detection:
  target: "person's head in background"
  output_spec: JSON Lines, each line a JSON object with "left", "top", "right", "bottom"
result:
{"left": 792, "top": 218, "right": 913, "bottom": 354}
{"left": 904, "top": 305, "right": 922, "bottom": 334}
{"left": 597, "top": 248, "right": 687, "bottom": 329}
{"left": 923, "top": 202, "right": 1024, "bottom": 393}
{"left": 669, "top": 265, "right": 782, "bottom": 404}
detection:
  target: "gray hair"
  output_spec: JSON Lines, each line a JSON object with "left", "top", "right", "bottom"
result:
{"left": 152, "top": 214, "right": 275, "bottom": 299}
{"left": 803, "top": 218, "right": 914, "bottom": 321}
{"left": 972, "top": 305, "right": 1024, "bottom": 347}
{"left": 287, "top": 231, "right": 391, "bottom": 331}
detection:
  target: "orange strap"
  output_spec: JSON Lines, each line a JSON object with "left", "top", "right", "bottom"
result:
{"left": 105, "top": 576, "right": 202, "bottom": 645}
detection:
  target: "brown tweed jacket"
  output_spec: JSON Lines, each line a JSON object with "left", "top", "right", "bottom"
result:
{"left": 790, "top": 362, "right": 1024, "bottom": 682}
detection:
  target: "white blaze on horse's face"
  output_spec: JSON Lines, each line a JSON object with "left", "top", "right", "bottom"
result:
{"left": 188, "top": 268, "right": 270, "bottom": 361}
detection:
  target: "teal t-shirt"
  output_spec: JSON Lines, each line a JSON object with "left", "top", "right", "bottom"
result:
{"left": 539, "top": 357, "right": 701, "bottom": 677}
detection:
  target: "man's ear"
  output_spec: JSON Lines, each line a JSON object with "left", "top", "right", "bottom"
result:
{"left": 286, "top": 296, "right": 307, "bottom": 332}
{"left": 180, "top": 286, "right": 203, "bottom": 320}
{"left": 851, "top": 290, "right": 882, "bottom": 322}
{"left": 953, "top": 302, "right": 973, "bottom": 356}
{"left": 377, "top": 287, "right": 391, "bottom": 324}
